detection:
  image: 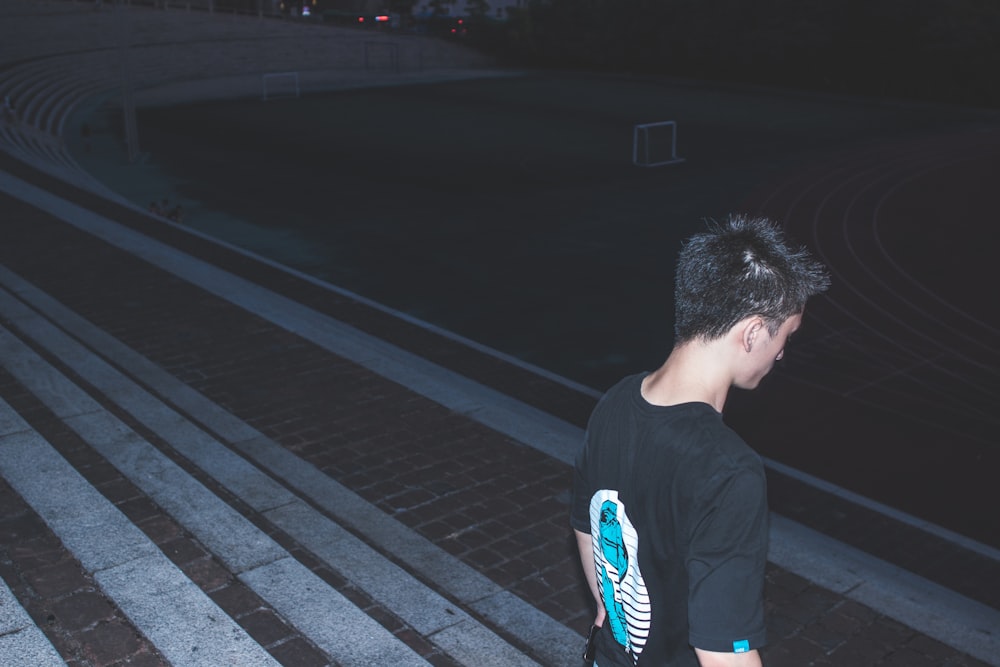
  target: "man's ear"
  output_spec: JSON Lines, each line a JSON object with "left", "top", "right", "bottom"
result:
{"left": 741, "top": 317, "right": 765, "bottom": 353}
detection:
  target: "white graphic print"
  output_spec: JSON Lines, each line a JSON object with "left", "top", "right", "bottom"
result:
{"left": 589, "top": 489, "right": 651, "bottom": 662}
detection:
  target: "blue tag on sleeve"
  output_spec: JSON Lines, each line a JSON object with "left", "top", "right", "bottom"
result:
{"left": 733, "top": 639, "right": 750, "bottom": 653}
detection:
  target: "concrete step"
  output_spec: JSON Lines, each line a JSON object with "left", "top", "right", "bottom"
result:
{"left": 0, "top": 1, "right": 492, "bottom": 179}
{"left": 2, "top": 165, "right": 999, "bottom": 666}
{"left": 0, "top": 395, "right": 286, "bottom": 667}
{"left": 0, "top": 577, "right": 64, "bottom": 666}
{"left": 0, "top": 258, "right": 578, "bottom": 665}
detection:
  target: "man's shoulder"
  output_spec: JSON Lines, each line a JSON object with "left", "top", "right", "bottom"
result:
{"left": 664, "top": 415, "right": 764, "bottom": 482}
{"left": 601, "top": 372, "right": 646, "bottom": 400}
{"left": 589, "top": 373, "right": 646, "bottom": 419}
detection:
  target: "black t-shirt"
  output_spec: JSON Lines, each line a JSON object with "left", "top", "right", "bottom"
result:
{"left": 571, "top": 373, "right": 768, "bottom": 666}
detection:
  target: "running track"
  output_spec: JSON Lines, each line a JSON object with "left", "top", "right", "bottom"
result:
{"left": 732, "top": 126, "right": 1000, "bottom": 550}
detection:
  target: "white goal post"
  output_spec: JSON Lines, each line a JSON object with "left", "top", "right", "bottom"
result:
{"left": 633, "top": 120, "right": 684, "bottom": 167}
{"left": 261, "top": 71, "right": 300, "bottom": 101}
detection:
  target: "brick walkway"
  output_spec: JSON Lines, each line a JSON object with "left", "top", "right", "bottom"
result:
{"left": 0, "top": 2, "right": 998, "bottom": 666}
{"left": 1, "top": 142, "right": 997, "bottom": 666}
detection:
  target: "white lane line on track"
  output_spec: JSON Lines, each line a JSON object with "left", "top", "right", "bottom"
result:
{"left": 778, "top": 142, "right": 999, "bottom": 365}
{"left": 755, "top": 141, "right": 1000, "bottom": 428}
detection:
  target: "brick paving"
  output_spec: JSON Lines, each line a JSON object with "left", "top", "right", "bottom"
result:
{"left": 0, "top": 363, "right": 329, "bottom": 667}
{"left": 0, "top": 473, "right": 167, "bottom": 667}
{"left": 0, "top": 147, "right": 995, "bottom": 666}
{"left": 0, "top": 2, "right": 998, "bottom": 666}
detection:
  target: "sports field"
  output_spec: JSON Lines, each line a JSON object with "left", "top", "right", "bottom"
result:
{"left": 79, "top": 71, "right": 996, "bottom": 391}
{"left": 73, "top": 71, "right": 1000, "bottom": 548}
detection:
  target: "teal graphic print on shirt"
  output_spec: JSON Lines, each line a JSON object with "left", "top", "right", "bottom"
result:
{"left": 589, "top": 490, "right": 651, "bottom": 662}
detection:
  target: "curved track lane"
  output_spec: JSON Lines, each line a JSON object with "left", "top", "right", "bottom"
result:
{"left": 736, "top": 128, "right": 1000, "bottom": 549}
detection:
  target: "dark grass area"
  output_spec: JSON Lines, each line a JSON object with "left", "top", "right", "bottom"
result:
{"left": 60, "top": 70, "right": 1000, "bottom": 560}
{"left": 81, "top": 72, "right": 997, "bottom": 391}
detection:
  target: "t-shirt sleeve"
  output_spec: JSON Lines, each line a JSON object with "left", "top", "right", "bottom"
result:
{"left": 570, "top": 389, "right": 616, "bottom": 535}
{"left": 686, "top": 468, "right": 768, "bottom": 653}
{"left": 570, "top": 438, "right": 594, "bottom": 533}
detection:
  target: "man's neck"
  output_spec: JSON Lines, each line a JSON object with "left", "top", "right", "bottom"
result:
{"left": 641, "top": 342, "right": 732, "bottom": 412}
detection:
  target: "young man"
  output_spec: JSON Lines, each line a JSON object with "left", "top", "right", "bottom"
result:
{"left": 571, "top": 215, "right": 830, "bottom": 667}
